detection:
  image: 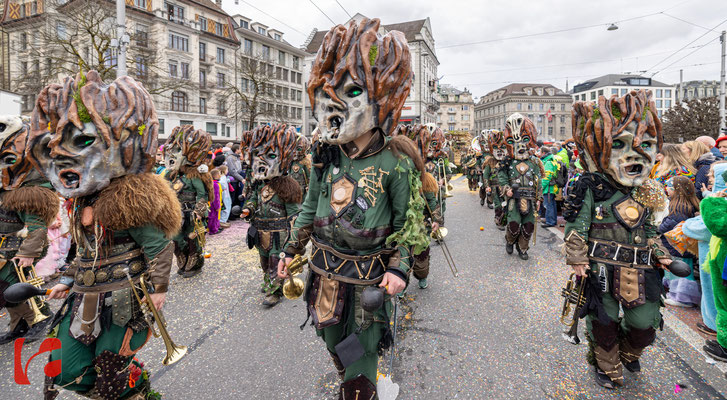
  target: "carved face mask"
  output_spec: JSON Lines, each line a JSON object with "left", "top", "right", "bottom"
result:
{"left": 604, "top": 121, "right": 657, "bottom": 187}
{"left": 489, "top": 130, "right": 508, "bottom": 161}
{"left": 504, "top": 113, "right": 537, "bottom": 160}
{"left": 0, "top": 116, "right": 37, "bottom": 190}
{"left": 163, "top": 142, "right": 185, "bottom": 176}
{"left": 251, "top": 146, "right": 282, "bottom": 181}
{"left": 163, "top": 126, "right": 211, "bottom": 179}
{"left": 428, "top": 128, "right": 445, "bottom": 159}
{"left": 292, "top": 135, "right": 310, "bottom": 161}
{"left": 313, "top": 75, "right": 377, "bottom": 145}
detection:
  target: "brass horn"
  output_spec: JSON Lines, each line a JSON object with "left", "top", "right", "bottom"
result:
{"left": 12, "top": 259, "right": 50, "bottom": 325}
{"left": 126, "top": 272, "right": 187, "bottom": 365}
{"left": 560, "top": 273, "right": 586, "bottom": 345}
{"left": 437, "top": 159, "right": 454, "bottom": 198}
{"left": 283, "top": 254, "right": 308, "bottom": 300}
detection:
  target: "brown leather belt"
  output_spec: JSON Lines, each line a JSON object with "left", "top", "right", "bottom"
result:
{"left": 77, "top": 249, "right": 143, "bottom": 268}
{"left": 588, "top": 239, "right": 652, "bottom": 269}
{"left": 308, "top": 262, "right": 383, "bottom": 285}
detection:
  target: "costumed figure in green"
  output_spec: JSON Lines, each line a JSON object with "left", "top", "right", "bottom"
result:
{"left": 498, "top": 113, "right": 544, "bottom": 260}
{"left": 289, "top": 133, "right": 311, "bottom": 200}
{"left": 277, "top": 18, "right": 429, "bottom": 399}
{"left": 163, "top": 125, "right": 213, "bottom": 278}
{"left": 563, "top": 90, "right": 672, "bottom": 389}
{"left": 476, "top": 130, "right": 491, "bottom": 207}
{"left": 463, "top": 150, "right": 478, "bottom": 191}
{"left": 426, "top": 125, "right": 448, "bottom": 221}
{"left": 482, "top": 129, "right": 508, "bottom": 230}
{"left": 30, "top": 70, "right": 182, "bottom": 400}
{"left": 242, "top": 124, "right": 302, "bottom": 307}
{"left": 0, "top": 115, "right": 58, "bottom": 345}
{"left": 394, "top": 124, "right": 443, "bottom": 290}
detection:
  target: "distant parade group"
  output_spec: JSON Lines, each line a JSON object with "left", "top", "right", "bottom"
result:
{"left": 0, "top": 15, "right": 710, "bottom": 400}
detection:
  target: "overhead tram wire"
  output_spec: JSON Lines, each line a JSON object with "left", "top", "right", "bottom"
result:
{"left": 651, "top": 36, "right": 721, "bottom": 77}
{"left": 309, "top": 0, "right": 337, "bottom": 25}
{"left": 335, "top": 0, "right": 353, "bottom": 19}
{"left": 237, "top": 0, "right": 307, "bottom": 36}
{"left": 643, "top": 16, "right": 727, "bottom": 75}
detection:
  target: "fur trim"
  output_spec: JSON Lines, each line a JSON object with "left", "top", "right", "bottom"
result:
{"left": 484, "top": 155, "right": 497, "bottom": 169}
{"left": 181, "top": 165, "right": 214, "bottom": 201}
{"left": 533, "top": 156, "right": 545, "bottom": 177}
{"left": 2, "top": 186, "right": 59, "bottom": 225}
{"left": 387, "top": 135, "right": 425, "bottom": 174}
{"left": 421, "top": 172, "right": 438, "bottom": 194}
{"left": 270, "top": 175, "right": 302, "bottom": 204}
{"left": 299, "top": 154, "right": 312, "bottom": 169}
{"left": 94, "top": 173, "right": 182, "bottom": 238}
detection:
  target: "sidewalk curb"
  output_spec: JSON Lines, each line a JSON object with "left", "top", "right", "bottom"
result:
{"left": 544, "top": 226, "right": 727, "bottom": 374}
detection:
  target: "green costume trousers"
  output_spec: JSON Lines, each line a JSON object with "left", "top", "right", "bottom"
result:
{"left": 51, "top": 298, "right": 149, "bottom": 397}
{"left": 318, "top": 291, "right": 392, "bottom": 384}
{"left": 586, "top": 292, "right": 662, "bottom": 336}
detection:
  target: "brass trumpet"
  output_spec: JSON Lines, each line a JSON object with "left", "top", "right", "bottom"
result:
{"left": 283, "top": 255, "right": 308, "bottom": 300}
{"left": 127, "top": 272, "right": 187, "bottom": 365}
{"left": 12, "top": 259, "right": 50, "bottom": 325}
{"left": 560, "top": 273, "right": 586, "bottom": 345}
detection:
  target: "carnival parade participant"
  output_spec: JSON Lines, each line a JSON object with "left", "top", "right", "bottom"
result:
{"left": 427, "top": 126, "right": 449, "bottom": 222}
{"left": 477, "top": 131, "right": 491, "bottom": 207}
{"left": 164, "top": 125, "right": 213, "bottom": 278}
{"left": 288, "top": 133, "right": 311, "bottom": 200}
{"left": 499, "top": 113, "right": 543, "bottom": 260}
{"left": 276, "top": 18, "right": 429, "bottom": 399}
{"left": 0, "top": 116, "right": 58, "bottom": 345}
{"left": 482, "top": 129, "right": 508, "bottom": 230}
{"left": 242, "top": 124, "right": 302, "bottom": 307}
{"left": 31, "top": 70, "right": 181, "bottom": 399}
{"left": 563, "top": 90, "right": 672, "bottom": 389}
{"left": 394, "top": 124, "right": 444, "bottom": 290}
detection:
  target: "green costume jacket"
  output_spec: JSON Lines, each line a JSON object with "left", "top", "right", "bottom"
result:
{"left": 497, "top": 156, "right": 544, "bottom": 207}
{"left": 244, "top": 177, "right": 301, "bottom": 257}
{"left": 541, "top": 154, "right": 558, "bottom": 195}
{"left": 289, "top": 159, "right": 310, "bottom": 198}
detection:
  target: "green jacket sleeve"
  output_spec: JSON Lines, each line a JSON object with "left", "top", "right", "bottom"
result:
{"left": 387, "top": 157, "right": 414, "bottom": 277}
{"left": 128, "top": 224, "right": 170, "bottom": 259}
{"left": 128, "top": 225, "right": 174, "bottom": 292}
{"left": 191, "top": 177, "right": 208, "bottom": 203}
{"left": 563, "top": 189, "right": 593, "bottom": 265}
{"left": 482, "top": 165, "right": 491, "bottom": 185}
{"left": 497, "top": 163, "right": 510, "bottom": 187}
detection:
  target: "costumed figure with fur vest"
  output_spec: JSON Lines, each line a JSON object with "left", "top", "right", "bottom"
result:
{"left": 476, "top": 130, "right": 492, "bottom": 207}
{"left": 277, "top": 18, "right": 429, "bottom": 399}
{"left": 563, "top": 90, "right": 672, "bottom": 389}
{"left": 289, "top": 133, "right": 312, "bottom": 200}
{"left": 242, "top": 124, "right": 302, "bottom": 307}
{"left": 394, "top": 124, "right": 443, "bottom": 290}
{"left": 482, "top": 130, "right": 508, "bottom": 229}
{"left": 163, "top": 125, "right": 213, "bottom": 278}
{"left": 32, "top": 71, "right": 181, "bottom": 400}
{"left": 498, "top": 113, "right": 544, "bottom": 260}
{"left": 0, "top": 115, "right": 58, "bottom": 345}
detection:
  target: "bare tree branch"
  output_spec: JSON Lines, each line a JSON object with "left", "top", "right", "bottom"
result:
{"left": 662, "top": 96, "right": 724, "bottom": 142}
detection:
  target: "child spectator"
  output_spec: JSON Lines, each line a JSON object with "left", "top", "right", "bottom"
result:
{"left": 208, "top": 168, "right": 222, "bottom": 235}
{"left": 660, "top": 176, "right": 701, "bottom": 307}
{"left": 218, "top": 165, "right": 232, "bottom": 227}
{"left": 655, "top": 144, "right": 695, "bottom": 187}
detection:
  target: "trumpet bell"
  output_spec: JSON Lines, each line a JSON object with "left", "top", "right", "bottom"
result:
{"left": 163, "top": 344, "right": 188, "bottom": 366}
{"left": 283, "top": 277, "right": 305, "bottom": 300}
{"left": 431, "top": 227, "right": 448, "bottom": 240}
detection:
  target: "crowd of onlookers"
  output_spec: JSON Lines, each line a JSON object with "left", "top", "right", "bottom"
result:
{"left": 539, "top": 135, "right": 727, "bottom": 339}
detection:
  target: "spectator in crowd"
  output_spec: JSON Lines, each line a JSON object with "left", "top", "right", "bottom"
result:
{"left": 659, "top": 176, "right": 701, "bottom": 307}
{"left": 540, "top": 146, "right": 558, "bottom": 228}
{"left": 702, "top": 161, "right": 727, "bottom": 197}
{"left": 154, "top": 145, "right": 166, "bottom": 176}
{"left": 208, "top": 168, "right": 222, "bottom": 235}
{"left": 716, "top": 136, "right": 727, "bottom": 159}
{"left": 649, "top": 151, "right": 664, "bottom": 179}
{"left": 226, "top": 144, "right": 245, "bottom": 209}
{"left": 696, "top": 135, "right": 724, "bottom": 160}
{"left": 218, "top": 165, "right": 232, "bottom": 228}
{"left": 555, "top": 142, "right": 570, "bottom": 169}
{"left": 683, "top": 140, "right": 716, "bottom": 199}
{"left": 213, "top": 147, "right": 226, "bottom": 167}
{"left": 655, "top": 144, "right": 696, "bottom": 187}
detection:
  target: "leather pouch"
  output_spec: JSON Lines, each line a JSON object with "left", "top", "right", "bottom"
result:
{"left": 246, "top": 225, "right": 258, "bottom": 249}
{"left": 308, "top": 273, "right": 346, "bottom": 329}
{"left": 612, "top": 265, "right": 646, "bottom": 308}
{"left": 334, "top": 333, "right": 365, "bottom": 367}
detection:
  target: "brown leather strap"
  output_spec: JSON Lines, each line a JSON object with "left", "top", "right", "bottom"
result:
{"left": 310, "top": 236, "right": 393, "bottom": 262}
{"left": 77, "top": 249, "right": 143, "bottom": 268}
{"left": 80, "top": 293, "right": 100, "bottom": 336}
{"left": 309, "top": 262, "right": 383, "bottom": 285}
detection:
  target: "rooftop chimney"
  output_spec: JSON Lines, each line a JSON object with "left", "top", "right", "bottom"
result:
{"left": 216, "top": 0, "right": 222, "bottom": 7}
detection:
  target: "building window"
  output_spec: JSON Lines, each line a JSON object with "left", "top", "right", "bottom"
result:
{"left": 21, "top": 61, "right": 27, "bottom": 75}
{"left": 168, "top": 32, "right": 189, "bottom": 52}
{"left": 171, "top": 91, "right": 187, "bottom": 112}
{"left": 274, "top": 33, "right": 281, "bottom": 41}
{"left": 158, "top": 119, "right": 165, "bottom": 136}
{"left": 181, "top": 62, "right": 189, "bottom": 79}
{"left": 168, "top": 61, "right": 178, "bottom": 77}
{"left": 239, "top": 20, "right": 249, "bottom": 29}
{"left": 293, "top": 56, "right": 299, "bottom": 70}
{"left": 590, "top": 92, "right": 596, "bottom": 100}
{"left": 539, "top": 103, "right": 544, "bottom": 111}
{"left": 560, "top": 115, "right": 565, "bottom": 123}
{"left": 597, "top": 90, "right": 603, "bottom": 96}
{"left": 462, "top": 105, "right": 469, "bottom": 111}
{"left": 258, "top": 27, "right": 266, "bottom": 35}
{"left": 206, "top": 122, "right": 217, "bottom": 135}
{"left": 180, "top": 120, "right": 193, "bottom": 126}
{"left": 283, "top": 69, "right": 288, "bottom": 81}
{"left": 548, "top": 127, "right": 553, "bottom": 135}
{"left": 244, "top": 39, "right": 253, "bottom": 55}
{"left": 199, "top": 70, "right": 207, "bottom": 88}
{"left": 656, "top": 100, "right": 663, "bottom": 108}
{"left": 21, "top": 94, "right": 35, "bottom": 112}
{"left": 217, "top": 47, "right": 225, "bottom": 64}
{"left": 241, "top": 78, "right": 249, "bottom": 92}
{"left": 278, "top": 51, "right": 286, "bottom": 66}
{"left": 561, "top": 104, "right": 565, "bottom": 111}
{"left": 218, "top": 98, "right": 226, "bottom": 115}
{"left": 527, "top": 103, "right": 532, "bottom": 111}
{"left": 217, "top": 73, "right": 225, "bottom": 88}
{"left": 297, "top": 73, "right": 301, "bottom": 84}
{"left": 56, "top": 22, "right": 67, "bottom": 40}
{"left": 611, "top": 88, "right": 618, "bottom": 95}
{"left": 665, "top": 89, "right": 672, "bottom": 98}
{"left": 20, "top": 33, "right": 27, "bottom": 50}
{"left": 199, "top": 42, "right": 206, "bottom": 60}
{"left": 216, "top": 22, "right": 223, "bottom": 36}
{"left": 135, "top": 56, "right": 147, "bottom": 79}
{"left": 656, "top": 89, "right": 663, "bottom": 98}
{"left": 200, "top": 97, "right": 207, "bottom": 114}
{"left": 199, "top": 16, "right": 207, "bottom": 31}
{"left": 166, "top": 2, "right": 184, "bottom": 23}
{"left": 262, "top": 45, "right": 270, "bottom": 59}
{"left": 560, "top": 126, "right": 565, "bottom": 136}
{"left": 517, "top": 103, "right": 522, "bottom": 110}
{"left": 449, "top": 115, "right": 455, "bottom": 122}
{"left": 448, "top": 124, "right": 455, "bottom": 131}
{"left": 665, "top": 100, "right": 672, "bottom": 108}
{"left": 135, "top": 24, "right": 148, "bottom": 47}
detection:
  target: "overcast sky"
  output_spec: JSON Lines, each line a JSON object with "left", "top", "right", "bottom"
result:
{"left": 223, "top": 0, "right": 727, "bottom": 100}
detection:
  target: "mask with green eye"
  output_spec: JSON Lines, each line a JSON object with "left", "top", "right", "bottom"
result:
{"left": 0, "top": 115, "right": 37, "bottom": 190}
{"left": 251, "top": 147, "right": 283, "bottom": 181}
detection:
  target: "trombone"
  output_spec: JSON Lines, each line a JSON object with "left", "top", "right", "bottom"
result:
{"left": 126, "top": 271, "right": 187, "bottom": 365}
{"left": 12, "top": 259, "right": 50, "bottom": 325}
{"left": 560, "top": 273, "right": 586, "bottom": 345}
{"left": 424, "top": 202, "right": 458, "bottom": 278}
{"left": 436, "top": 158, "right": 453, "bottom": 198}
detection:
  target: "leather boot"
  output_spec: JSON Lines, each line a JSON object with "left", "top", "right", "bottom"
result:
{"left": 505, "top": 222, "right": 519, "bottom": 255}
{"left": 620, "top": 326, "right": 655, "bottom": 372}
{"left": 591, "top": 319, "right": 623, "bottom": 386}
{"left": 340, "top": 374, "right": 377, "bottom": 400}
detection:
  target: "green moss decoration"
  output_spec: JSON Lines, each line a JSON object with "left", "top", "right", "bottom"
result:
{"left": 102, "top": 116, "right": 111, "bottom": 125}
{"left": 386, "top": 158, "right": 430, "bottom": 256}
{"left": 642, "top": 106, "right": 650, "bottom": 120}
{"left": 611, "top": 104, "right": 622, "bottom": 120}
{"left": 591, "top": 108, "right": 601, "bottom": 123}
{"left": 72, "top": 70, "right": 91, "bottom": 123}
{"left": 368, "top": 45, "right": 378, "bottom": 65}
{"left": 138, "top": 124, "right": 146, "bottom": 136}
{"left": 578, "top": 116, "right": 586, "bottom": 132}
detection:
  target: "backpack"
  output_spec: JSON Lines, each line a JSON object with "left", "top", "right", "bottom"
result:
{"left": 554, "top": 161, "right": 568, "bottom": 188}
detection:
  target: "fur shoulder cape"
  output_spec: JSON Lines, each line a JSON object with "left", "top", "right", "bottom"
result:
{"left": 3, "top": 185, "right": 59, "bottom": 225}
{"left": 421, "top": 172, "right": 438, "bottom": 194}
{"left": 181, "top": 165, "right": 214, "bottom": 201}
{"left": 387, "top": 135, "right": 425, "bottom": 175}
{"left": 94, "top": 173, "right": 182, "bottom": 238}
{"left": 270, "top": 175, "right": 302, "bottom": 204}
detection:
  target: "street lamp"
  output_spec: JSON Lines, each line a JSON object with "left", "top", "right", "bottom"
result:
{"left": 607, "top": 24, "right": 619, "bottom": 31}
